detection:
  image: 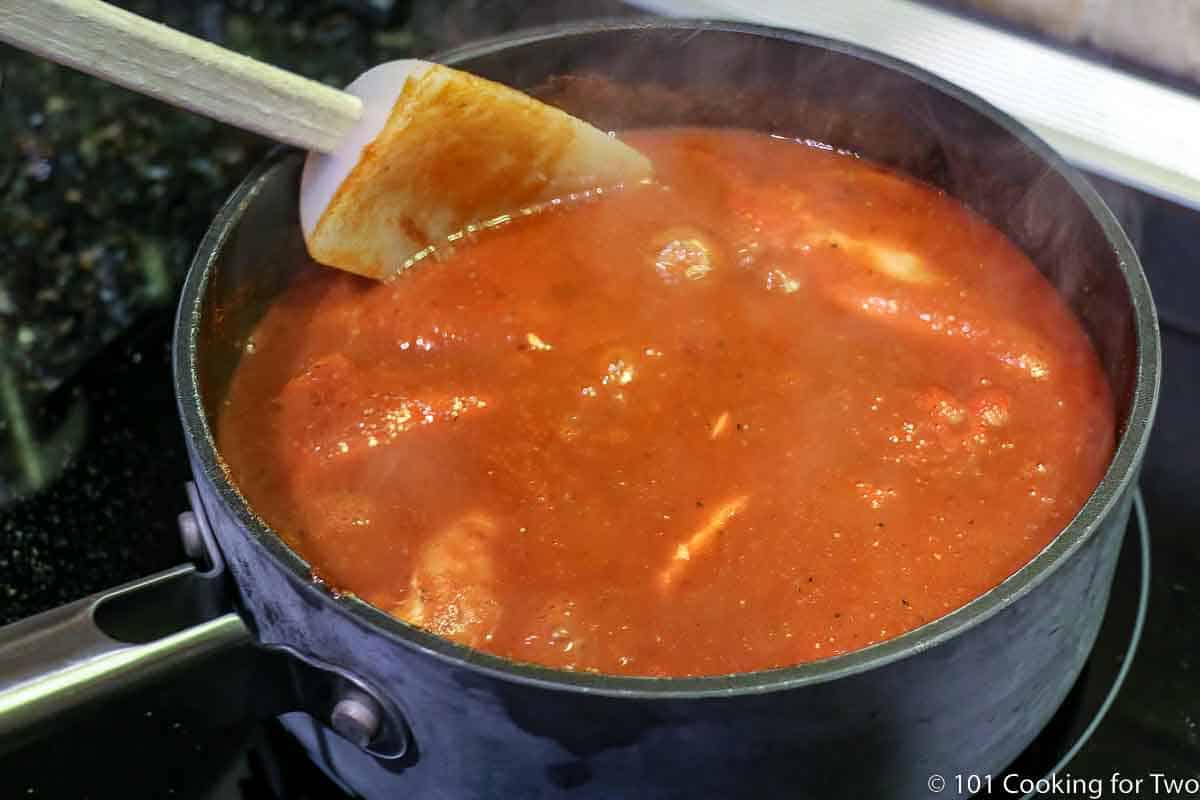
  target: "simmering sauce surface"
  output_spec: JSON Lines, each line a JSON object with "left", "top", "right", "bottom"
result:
{"left": 218, "top": 129, "right": 1114, "bottom": 677}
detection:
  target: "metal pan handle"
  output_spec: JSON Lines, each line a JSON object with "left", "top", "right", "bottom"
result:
{"left": 0, "top": 562, "right": 248, "bottom": 750}
{"left": 0, "top": 566, "right": 248, "bottom": 748}
{"left": 0, "top": 484, "right": 408, "bottom": 759}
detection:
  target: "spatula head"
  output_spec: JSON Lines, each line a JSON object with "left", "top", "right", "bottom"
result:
{"left": 300, "top": 60, "right": 653, "bottom": 281}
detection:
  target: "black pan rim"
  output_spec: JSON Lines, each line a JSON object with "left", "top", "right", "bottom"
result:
{"left": 173, "top": 18, "right": 1161, "bottom": 699}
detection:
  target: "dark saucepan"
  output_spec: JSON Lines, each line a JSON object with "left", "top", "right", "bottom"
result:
{"left": 0, "top": 20, "right": 1159, "bottom": 800}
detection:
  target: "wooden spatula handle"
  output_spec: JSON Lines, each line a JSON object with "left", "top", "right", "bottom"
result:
{"left": 0, "top": 0, "right": 363, "bottom": 153}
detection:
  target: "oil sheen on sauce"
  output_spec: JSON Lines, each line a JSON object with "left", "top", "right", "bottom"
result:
{"left": 217, "top": 129, "right": 1115, "bottom": 677}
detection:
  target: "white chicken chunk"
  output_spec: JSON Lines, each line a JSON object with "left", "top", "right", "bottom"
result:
{"left": 823, "top": 231, "right": 935, "bottom": 285}
{"left": 651, "top": 227, "right": 720, "bottom": 284}
{"left": 393, "top": 512, "right": 501, "bottom": 647}
{"left": 659, "top": 496, "right": 750, "bottom": 591}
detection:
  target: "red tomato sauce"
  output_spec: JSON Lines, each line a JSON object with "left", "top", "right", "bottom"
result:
{"left": 217, "top": 129, "right": 1114, "bottom": 677}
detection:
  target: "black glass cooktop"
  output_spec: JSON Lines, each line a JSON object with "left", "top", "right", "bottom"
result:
{"left": 2, "top": 2, "right": 1199, "bottom": 797}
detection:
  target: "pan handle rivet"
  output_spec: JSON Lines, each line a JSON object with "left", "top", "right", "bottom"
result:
{"left": 330, "top": 691, "right": 382, "bottom": 748}
{"left": 177, "top": 511, "right": 205, "bottom": 563}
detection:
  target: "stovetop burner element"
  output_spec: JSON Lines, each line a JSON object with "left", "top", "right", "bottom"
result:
{"left": 1008, "top": 491, "right": 1150, "bottom": 798}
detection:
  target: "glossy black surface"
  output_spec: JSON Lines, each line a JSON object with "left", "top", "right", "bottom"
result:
{"left": 0, "top": 2, "right": 1197, "bottom": 796}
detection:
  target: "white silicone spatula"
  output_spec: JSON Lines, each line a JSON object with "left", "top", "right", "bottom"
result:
{"left": 0, "top": 0, "right": 652, "bottom": 280}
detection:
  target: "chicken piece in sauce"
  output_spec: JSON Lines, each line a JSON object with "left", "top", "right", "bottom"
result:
{"left": 219, "top": 128, "right": 1114, "bottom": 677}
